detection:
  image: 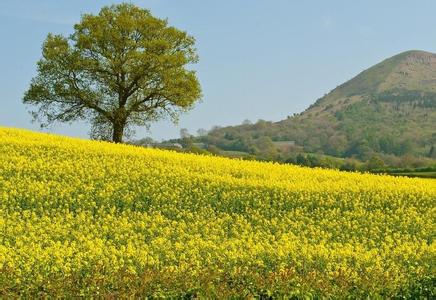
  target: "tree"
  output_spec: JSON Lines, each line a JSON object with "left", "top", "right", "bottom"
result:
{"left": 340, "top": 158, "right": 360, "bottom": 171}
{"left": 196, "top": 128, "right": 208, "bottom": 137}
{"left": 296, "top": 154, "right": 308, "bottom": 166}
{"left": 179, "top": 128, "right": 193, "bottom": 148}
{"left": 255, "top": 136, "right": 277, "bottom": 159}
{"left": 23, "top": 3, "right": 201, "bottom": 143}
{"left": 365, "top": 155, "right": 385, "bottom": 170}
{"left": 429, "top": 145, "right": 436, "bottom": 158}
{"left": 180, "top": 128, "right": 190, "bottom": 139}
{"left": 306, "top": 154, "right": 320, "bottom": 167}
{"left": 133, "top": 136, "right": 155, "bottom": 147}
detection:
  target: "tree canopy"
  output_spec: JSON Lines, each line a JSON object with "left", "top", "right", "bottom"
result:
{"left": 24, "top": 3, "right": 201, "bottom": 143}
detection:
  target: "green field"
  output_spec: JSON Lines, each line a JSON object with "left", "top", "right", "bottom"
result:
{"left": 389, "top": 171, "right": 436, "bottom": 179}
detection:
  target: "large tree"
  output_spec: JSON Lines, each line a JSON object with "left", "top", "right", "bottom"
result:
{"left": 24, "top": 3, "right": 201, "bottom": 143}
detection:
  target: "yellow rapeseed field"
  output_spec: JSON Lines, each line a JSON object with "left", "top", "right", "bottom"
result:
{"left": 0, "top": 127, "right": 435, "bottom": 298}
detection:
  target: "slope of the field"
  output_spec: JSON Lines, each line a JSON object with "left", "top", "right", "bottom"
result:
{"left": 0, "top": 128, "right": 435, "bottom": 298}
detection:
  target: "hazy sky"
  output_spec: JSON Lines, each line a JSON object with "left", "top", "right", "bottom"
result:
{"left": 1, "top": 0, "right": 436, "bottom": 141}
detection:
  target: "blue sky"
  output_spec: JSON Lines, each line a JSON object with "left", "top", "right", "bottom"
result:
{"left": 1, "top": 0, "right": 436, "bottom": 140}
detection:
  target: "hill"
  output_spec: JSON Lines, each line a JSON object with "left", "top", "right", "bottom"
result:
{"left": 196, "top": 50, "right": 436, "bottom": 168}
{"left": 0, "top": 127, "right": 435, "bottom": 297}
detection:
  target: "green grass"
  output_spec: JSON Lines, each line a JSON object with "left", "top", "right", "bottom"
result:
{"left": 219, "top": 150, "right": 251, "bottom": 158}
{"left": 389, "top": 171, "right": 436, "bottom": 179}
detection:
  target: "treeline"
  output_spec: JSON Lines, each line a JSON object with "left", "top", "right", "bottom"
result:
{"left": 371, "top": 89, "right": 436, "bottom": 108}
{"left": 133, "top": 134, "right": 436, "bottom": 176}
{"left": 134, "top": 92, "right": 435, "bottom": 173}
{"left": 188, "top": 98, "right": 436, "bottom": 168}
{"left": 134, "top": 132, "right": 435, "bottom": 174}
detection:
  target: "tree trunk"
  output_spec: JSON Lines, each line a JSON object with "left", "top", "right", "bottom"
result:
{"left": 112, "top": 120, "right": 125, "bottom": 143}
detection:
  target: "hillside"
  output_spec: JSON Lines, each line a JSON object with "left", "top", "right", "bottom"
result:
{"left": 1, "top": 127, "right": 435, "bottom": 297}
{"left": 197, "top": 50, "right": 436, "bottom": 167}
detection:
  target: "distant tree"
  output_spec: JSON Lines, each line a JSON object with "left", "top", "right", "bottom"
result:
{"left": 318, "top": 156, "right": 339, "bottom": 169}
{"left": 365, "top": 155, "right": 385, "bottom": 170}
{"left": 133, "top": 137, "right": 155, "bottom": 146}
{"left": 23, "top": 3, "right": 201, "bottom": 143}
{"left": 242, "top": 119, "right": 252, "bottom": 125}
{"left": 206, "top": 145, "right": 220, "bottom": 155}
{"left": 379, "top": 136, "right": 395, "bottom": 154}
{"left": 432, "top": 133, "right": 436, "bottom": 144}
{"left": 196, "top": 128, "right": 208, "bottom": 137}
{"left": 180, "top": 128, "right": 191, "bottom": 139}
{"left": 285, "top": 156, "right": 296, "bottom": 164}
{"left": 334, "top": 111, "right": 344, "bottom": 121}
{"left": 326, "top": 134, "right": 347, "bottom": 156}
{"left": 340, "top": 158, "right": 360, "bottom": 171}
{"left": 398, "top": 154, "right": 416, "bottom": 168}
{"left": 396, "top": 140, "right": 414, "bottom": 156}
{"left": 345, "top": 140, "right": 372, "bottom": 160}
{"left": 208, "top": 125, "right": 222, "bottom": 134}
{"left": 254, "top": 119, "right": 269, "bottom": 130}
{"left": 224, "top": 131, "right": 238, "bottom": 140}
{"left": 306, "top": 154, "right": 321, "bottom": 167}
{"left": 180, "top": 128, "right": 193, "bottom": 148}
{"left": 296, "top": 154, "right": 308, "bottom": 166}
{"left": 255, "top": 136, "right": 277, "bottom": 159}
{"left": 429, "top": 145, "right": 436, "bottom": 158}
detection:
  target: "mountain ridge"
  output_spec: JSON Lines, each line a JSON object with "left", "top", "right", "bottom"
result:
{"left": 178, "top": 50, "right": 436, "bottom": 169}
{"left": 303, "top": 50, "right": 436, "bottom": 116}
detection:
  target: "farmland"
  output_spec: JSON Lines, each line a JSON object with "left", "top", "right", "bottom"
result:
{"left": 0, "top": 127, "right": 435, "bottom": 298}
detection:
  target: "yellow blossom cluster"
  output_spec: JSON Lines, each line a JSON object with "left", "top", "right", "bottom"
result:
{"left": 0, "top": 127, "right": 435, "bottom": 297}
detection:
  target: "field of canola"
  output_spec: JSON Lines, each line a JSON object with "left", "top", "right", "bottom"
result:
{"left": 0, "top": 127, "right": 435, "bottom": 298}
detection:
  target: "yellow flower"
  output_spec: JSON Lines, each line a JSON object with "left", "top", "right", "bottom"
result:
{"left": 0, "top": 127, "right": 434, "bottom": 298}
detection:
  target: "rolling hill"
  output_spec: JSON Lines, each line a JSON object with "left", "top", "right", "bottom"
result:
{"left": 197, "top": 50, "right": 436, "bottom": 167}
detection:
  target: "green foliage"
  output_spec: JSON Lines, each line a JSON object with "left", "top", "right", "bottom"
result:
{"left": 429, "top": 145, "right": 436, "bottom": 158}
{"left": 365, "top": 155, "right": 385, "bottom": 170}
{"left": 23, "top": 3, "right": 201, "bottom": 143}
{"left": 254, "top": 136, "right": 278, "bottom": 159}
{"left": 372, "top": 89, "right": 436, "bottom": 107}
